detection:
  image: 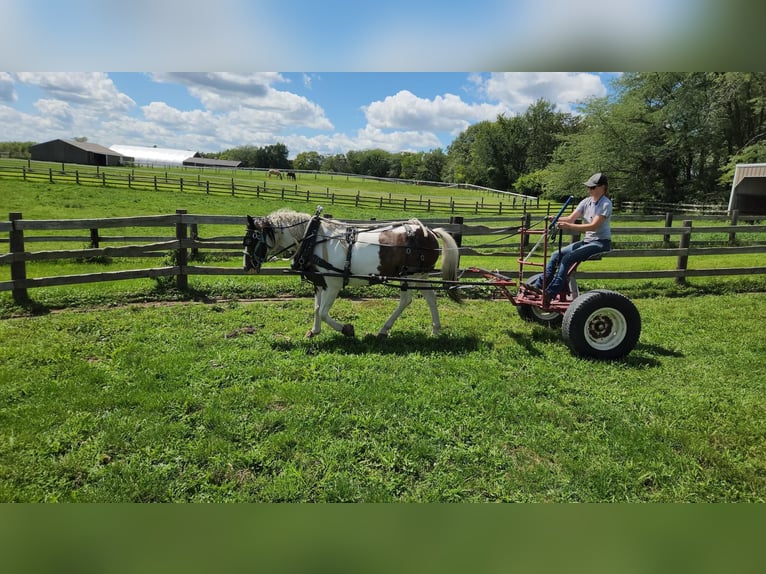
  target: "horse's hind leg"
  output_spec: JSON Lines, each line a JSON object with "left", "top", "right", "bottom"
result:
{"left": 378, "top": 289, "right": 414, "bottom": 338}
{"left": 421, "top": 288, "right": 442, "bottom": 335}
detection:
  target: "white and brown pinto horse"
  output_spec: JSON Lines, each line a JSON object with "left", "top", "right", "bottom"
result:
{"left": 242, "top": 209, "right": 462, "bottom": 338}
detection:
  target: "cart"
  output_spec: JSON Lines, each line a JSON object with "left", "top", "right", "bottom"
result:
{"left": 467, "top": 196, "right": 641, "bottom": 360}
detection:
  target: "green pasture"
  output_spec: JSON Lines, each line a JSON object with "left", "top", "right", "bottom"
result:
{"left": 0, "top": 158, "right": 522, "bottom": 204}
{"left": 1, "top": 293, "right": 764, "bottom": 502}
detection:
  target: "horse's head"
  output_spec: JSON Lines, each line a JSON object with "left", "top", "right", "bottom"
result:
{"left": 242, "top": 215, "right": 275, "bottom": 273}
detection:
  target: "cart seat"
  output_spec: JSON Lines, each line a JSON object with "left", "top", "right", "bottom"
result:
{"left": 566, "top": 252, "right": 604, "bottom": 276}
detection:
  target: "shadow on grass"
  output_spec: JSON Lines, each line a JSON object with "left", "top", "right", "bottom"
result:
{"left": 0, "top": 296, "right": 51, "bottom": 318}
{"left": 272, "top": 331, "right": 484, "bottom": 356}
{"left": 505, "top": 326, "right": 562, "bottom": 357}
{"left": 505, "top": 326, "right": 684, "bottom": 369}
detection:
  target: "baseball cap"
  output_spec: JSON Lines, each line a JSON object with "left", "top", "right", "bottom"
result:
{"left": 583, "top": 173, "right": 608, "bottom": 187}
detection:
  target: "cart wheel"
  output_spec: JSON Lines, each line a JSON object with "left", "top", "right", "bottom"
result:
{"left": 562, "top": 290, "right": 641, "bottom": 359}
{"left": 517, "top": 304, "right": 563, "bottom": 328}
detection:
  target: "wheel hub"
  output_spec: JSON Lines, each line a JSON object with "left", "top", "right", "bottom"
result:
{"left": 588, "top": 314, "right": 613, "bottom": 339}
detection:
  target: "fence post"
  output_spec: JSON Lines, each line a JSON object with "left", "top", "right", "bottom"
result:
{"left": 728, "top": 210, "right": 739, "bottom": 245}
{"left": 676, "top": 220, "right": 692, "bottom": 285}
{"left": 90, "top": 228, "right": 100, "bottom": 248}
{"left": 449, "top": 216, "right": 464, "bottom": 247}
{"left": 175, "top": 209, "right": 188, "bottom": 291}
{"left": 9, "top": 212, "right": 28, "bottom": 303}
{"left": 663, "top": 212, "right": 673, "bottom": 245}
{"left": 522, "top": 213, "right": 531, "bottom": 247}
{"left": 190, "top": 223, "right": 199, "bottom": 258}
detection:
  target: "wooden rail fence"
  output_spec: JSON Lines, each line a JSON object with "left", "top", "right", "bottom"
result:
{"left": 2, "top": 211, "right": 766, "bottom": 303}
{"left": 0, "top": 163, "right": 541, "bottom": 217}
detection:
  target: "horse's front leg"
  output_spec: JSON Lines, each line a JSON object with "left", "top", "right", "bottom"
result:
{"left": 306, "top": 282, "right": 354, "bottom": 338}
{"left": 306, "top": 288, "right": 324, "bottom": 338}
{"left": 378, "top": 289, "right": 414, "bottom": 338}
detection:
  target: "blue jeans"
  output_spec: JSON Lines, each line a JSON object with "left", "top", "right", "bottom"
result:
{"left": 533, "top": 239, "right": 611, "bottom": 297}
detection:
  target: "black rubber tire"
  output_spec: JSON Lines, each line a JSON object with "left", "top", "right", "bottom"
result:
{"left": 562, "top": 290, "right": 641, "bottom": 359}
{"left": 517, "top": 303, "right": 563, "bottom": 328}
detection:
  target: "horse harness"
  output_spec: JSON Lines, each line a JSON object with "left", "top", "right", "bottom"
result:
{"left": 291, "top": 215, "right": 434, "bottom": 289}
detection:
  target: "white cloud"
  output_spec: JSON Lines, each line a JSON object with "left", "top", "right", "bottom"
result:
{"left": 481, "top": 73, "right": 608, "bottom": 114}
{"left": 15, "top": 72, "right": 135, "bottom": 112}
{"left": 151, "top": 72, "right": 333, "bottom": 130}
{"left": 364, "top": 90, "right": 508, "bottom": 134}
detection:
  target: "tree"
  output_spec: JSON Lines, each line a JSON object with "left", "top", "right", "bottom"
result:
{"left": 544, "top": 73, "right": 766, "bottom": 204}
{"left": 444, "top": 101, "right": 579, "bottom": 192}
{"left": 293, "top": 151, "right": 323, "bottom": 171}
{"left": 421, "top": 148, "right": 446, "bottom": 182}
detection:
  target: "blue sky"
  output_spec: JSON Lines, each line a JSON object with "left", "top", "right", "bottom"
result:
{"left": 0, "top": 72, "right": 620, "bottom": 158}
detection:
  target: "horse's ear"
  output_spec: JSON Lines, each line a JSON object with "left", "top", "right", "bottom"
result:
{"left": 246, "top": 215, "right": 255, "bottom": 229}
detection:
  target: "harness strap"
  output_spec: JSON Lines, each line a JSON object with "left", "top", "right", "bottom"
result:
{"left": 291, "top": 214, "right": 359, "bottom": 289}
{"left": 291, "top": 214, "right": 323, "bottom": 271}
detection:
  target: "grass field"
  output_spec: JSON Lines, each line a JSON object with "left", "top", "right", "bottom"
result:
{"left": 1, "top": 294, "right": 764, "bottom": 502}
{"left": 1, "top": 174, "right": 765, "bottom": 502}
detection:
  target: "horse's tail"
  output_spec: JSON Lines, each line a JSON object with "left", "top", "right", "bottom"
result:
{"left": 433, "top": 228, "right": 463, "bottom": 303}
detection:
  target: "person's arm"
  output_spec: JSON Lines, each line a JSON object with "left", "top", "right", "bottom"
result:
{"left": 558, "top": 214, "right": 606, "bottom": 232}
{"left": 558, "top": 208, "right": 582, "bottom": 225}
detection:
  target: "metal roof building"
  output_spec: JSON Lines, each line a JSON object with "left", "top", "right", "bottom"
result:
{"left": 727, "top": 163, "right": 766, "bottom": 215}
{"left": 109, "top": 144, "right": 200, "bottom": 167}
{"left": 182, "top": 157, "right": 242, "bottom": 168}
{"left": 30, "top": 139, "right": 126, "bottom": 166}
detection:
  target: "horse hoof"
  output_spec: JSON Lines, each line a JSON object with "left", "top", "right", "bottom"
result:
{"left": 341, "top": 324, "right": 355, "bottom": 337}
{"left": 305, "top": 329, "right": 316, "bottom": 338}
{"left": 377, "top": 332, "right": 388, "bottom": 339}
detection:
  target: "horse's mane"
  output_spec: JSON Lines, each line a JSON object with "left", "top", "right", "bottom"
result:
{"left": 268, "top": 209, "right": 311, "bottom": 228}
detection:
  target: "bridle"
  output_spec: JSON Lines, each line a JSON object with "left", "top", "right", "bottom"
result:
{"left": 242, "top": 218, "right": 307, "bottom": 272}
{"left": 242, "top": 226, "right": 272, "bottom": 272}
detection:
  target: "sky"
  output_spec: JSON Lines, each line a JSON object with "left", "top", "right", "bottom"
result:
{"left": 0, "top": 72, "right": 620, "bottom": 158}
{"left": 0, "top": 0, "right": 756, "bottom": 159}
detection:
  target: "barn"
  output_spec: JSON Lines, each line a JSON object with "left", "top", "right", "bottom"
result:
{"left": 728, "top": 163, "right": 766, "bottom": 215}
{"left": 30, "top": 139, "right": 126, "bottom": 166}
{"left": 109, "top": 144, "right": 200, "bottom": 167}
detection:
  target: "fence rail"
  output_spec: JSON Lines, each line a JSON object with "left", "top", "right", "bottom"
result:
{"left": 3, "top": 210, "right": 766, "bottom": 303}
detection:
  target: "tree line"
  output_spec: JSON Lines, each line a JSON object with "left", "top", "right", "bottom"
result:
{"left": 4, "top": 73, "right": 764, "bottom": 205}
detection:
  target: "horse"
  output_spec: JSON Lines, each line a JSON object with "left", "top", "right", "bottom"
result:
{"left": 242, "top": 209, "right": 462, "bottom": 338}
{"left": 286, "top": 171, "right": 296, "bottom": 181}
{"left": 267, "top": 169, "right": 283, "bottom": 179}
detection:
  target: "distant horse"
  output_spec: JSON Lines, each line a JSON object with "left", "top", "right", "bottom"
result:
{"left": 267, "top": 169, "right": 283, "bottom": 179}
{"left": 242, "top": 209, "right": 462, "bottom": 338}
{"left": 286, "top": 171, "right": 296, "bottom": 181}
